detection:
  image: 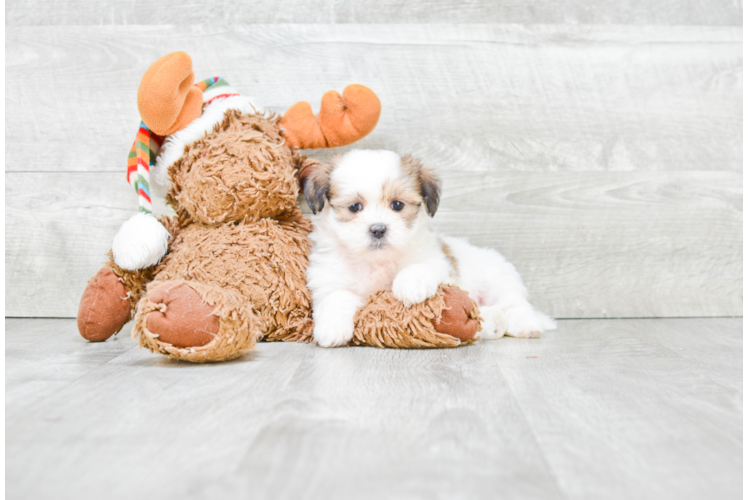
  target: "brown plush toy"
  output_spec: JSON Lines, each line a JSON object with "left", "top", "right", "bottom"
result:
{"left": 77, "top": 52, "right": 481, "bottom": 362}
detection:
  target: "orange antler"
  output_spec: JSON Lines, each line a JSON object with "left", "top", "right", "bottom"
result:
{"left": 281, "top": 84, "right": 381, "bottom": 149}
{"left": 137, "top": 52, "right": 203, "bottom": 136}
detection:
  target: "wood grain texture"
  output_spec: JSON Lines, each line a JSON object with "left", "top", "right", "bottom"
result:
{"left": 6, "top": 317, "right": 742, "bottom": 499}
{"left": 4, "top": 23, "right": 742, "bottom": 319}
{"left": 434, "top": 172, "right": 742, "bottom": 319}
{"left": 740, "top": 162, "right": 748, "bottom": 296}
{"left": 6, "top": 168, "right": 741, "bottom": 318}
{"left": 5, "top": 318, "right": 136, "bottom": 421}
{"left": 743, "top": 297, "right": 748, "bottom": 384}
{"left": 5, "top": 172, "right": 173, "bottom": 318}
{"left": 6, "top": 0, "right": 743, "bottom": 26}
{"left": 489, "top": 318, "right": 742, "bottom": 500}
{"left": 6, "top": 25, "right": 741, "bottom": 174}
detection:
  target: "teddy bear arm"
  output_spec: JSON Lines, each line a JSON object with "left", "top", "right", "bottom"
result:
{"left": 350, "top": 284, "right": 481, "bottom": 348}
{"left": 432, "top": 286, "right": 482, "bottom": 342}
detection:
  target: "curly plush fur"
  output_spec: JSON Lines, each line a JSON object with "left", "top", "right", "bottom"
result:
{"left": 351, "top": 284, "right": 481, "bottom": 348}
{"left": 127, "top": 110, "right": 315, "bottom": 361}
{"left": 168, "top": 111, "right": 300, "bottom": 225}
{"left": 79, "top": 88, "right": 481, "bottom": 361}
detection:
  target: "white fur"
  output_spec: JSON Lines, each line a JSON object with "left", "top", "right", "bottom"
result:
{"left": 112, "top": 212, "right": 171, "bottom": 270}
{"left": 439, "top": 236, "right": 556, "bottom": 339}
{"left": 151, "top": 95, "right": 262, "bottom": 196}
{"left": 307, "top": 149, "right": 556, "bottom": 347}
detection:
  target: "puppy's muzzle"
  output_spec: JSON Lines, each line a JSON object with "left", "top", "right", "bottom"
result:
{"left": 369, "top": 224, "right": 387, "bottom": 239}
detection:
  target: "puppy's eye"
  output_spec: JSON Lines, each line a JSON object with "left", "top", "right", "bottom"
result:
{"left": 391, "top": 201, "right": 405, "bottom": 212}
{"left": 349, "top": 203, "right": 363, "bottom": 213}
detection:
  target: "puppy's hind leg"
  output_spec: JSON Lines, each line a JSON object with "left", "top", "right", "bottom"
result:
{"left": 475, "top": 302, "right": 556, "bottom": 339}
{"left": 504, "top": 303, "right": 556, "bottom": 338}
{"left": 446, "top": 236, "right": 556, "bottom": 339}
{"left": 475, "top": 304, "right": 509, "bottom": 340}
{"left": 467, "top": 256, "right": 556, "bottom": 338}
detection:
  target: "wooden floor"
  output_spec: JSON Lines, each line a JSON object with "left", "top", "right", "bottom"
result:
{"left": 6, "top": 317, "right": 741, "bottom": 500}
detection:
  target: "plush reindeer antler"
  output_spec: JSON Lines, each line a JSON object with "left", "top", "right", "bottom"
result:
{"left": 137, "top": 51, "right": 204, "bottom": 136}
{"left": 281, "top": 84, "right": 381, "bottom": 149}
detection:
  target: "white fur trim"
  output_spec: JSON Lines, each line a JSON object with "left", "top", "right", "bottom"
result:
{"left": 112, "top": 213, "right": 171, "bottom": 270}
{"left": 151, "top": 95, "right": 262, "bottom": 192}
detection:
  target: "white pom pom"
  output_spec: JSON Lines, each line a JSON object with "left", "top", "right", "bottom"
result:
{"left": 112, "top": 213, "right": 170, "bottom": 270}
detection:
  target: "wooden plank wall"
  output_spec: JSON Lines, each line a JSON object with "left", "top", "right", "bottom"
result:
{"left": 5, "top": 2, "right": 742, "bottom": 319}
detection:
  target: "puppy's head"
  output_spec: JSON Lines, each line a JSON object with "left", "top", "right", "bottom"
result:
{"left": 303, "top": 150, "right": 441, "bottom": 257}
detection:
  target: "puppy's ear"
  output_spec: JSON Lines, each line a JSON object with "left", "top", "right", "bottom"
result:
{"left": 302, "top": 163, "right": 332, "bottom": 214}
{"left": 419, "top": 165, "right": 441, "bottom": 217}
{"left": 401, "top": 154, "right": 441, "bottom": 217}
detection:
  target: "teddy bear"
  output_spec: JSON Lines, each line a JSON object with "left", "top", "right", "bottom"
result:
{"left": 76, "top": 52, "right": 481, "bottom": 362}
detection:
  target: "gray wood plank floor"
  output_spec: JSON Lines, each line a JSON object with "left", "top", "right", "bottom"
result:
{"left": 6, "top": 317, "right": 742, "bottom": 500}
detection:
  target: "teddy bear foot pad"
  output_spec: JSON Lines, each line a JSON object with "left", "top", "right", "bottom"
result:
{"left": 77, "top": 267, "right": 131, "bottom": 342}
{"left": 144, "top": 282, "right": 219, "bottom": 348}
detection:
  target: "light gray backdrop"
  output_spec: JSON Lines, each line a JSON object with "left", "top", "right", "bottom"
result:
{"left": 5, "top": 1, "right": 742, "bottom": 320}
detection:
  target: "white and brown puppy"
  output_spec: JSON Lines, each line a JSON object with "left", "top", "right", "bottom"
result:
{"left": 303, "top": 149, "right": 555, "bottom": 347}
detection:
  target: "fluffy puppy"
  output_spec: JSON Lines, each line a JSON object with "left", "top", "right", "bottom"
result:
{"left": 304, "top": 149, "right": 556, "bottom": 348}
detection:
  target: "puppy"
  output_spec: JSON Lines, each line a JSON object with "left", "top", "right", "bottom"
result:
{"left": 303, "top": 149, "right": 556, "bottom": 347}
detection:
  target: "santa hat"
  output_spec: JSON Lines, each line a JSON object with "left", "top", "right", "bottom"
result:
{"left": 112, "top": 52, "right": 256, "bottom": 270}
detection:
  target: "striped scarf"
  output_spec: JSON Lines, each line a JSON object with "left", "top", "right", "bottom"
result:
{"left": 126, "top": 77, "right": 239, "bottom": 214}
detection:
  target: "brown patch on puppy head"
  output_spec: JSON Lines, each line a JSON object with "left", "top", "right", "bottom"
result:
{"left": 168, "top": 110, "right": 298, "bottom": 224}
{"left": 381, "top": 177, "right": 422, "bottom": 229}
{"left": 380, "top": 178, "right": 420, "bottom": 206}
{"left": 329, "top": 192, "right": 365, "bottom": 222}
{"left": 400, "top": 154, "right": 441, "bottom": 217}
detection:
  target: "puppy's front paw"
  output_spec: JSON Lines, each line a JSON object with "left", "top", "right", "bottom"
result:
{"left": 313, "top": 315, "right": 355, "bottom": 348}
{"left": 392, "top": 269, "right": 439, "bottom": 306}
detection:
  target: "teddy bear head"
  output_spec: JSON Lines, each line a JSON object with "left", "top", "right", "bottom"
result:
{"left": 167, "top": 110, "right": 298, "bottom": 224}
{"left": 112, "top": 51, "right": 380, "bottom": 270}
{"left": 137, "top": 52, "right": 382, "bottom": 225}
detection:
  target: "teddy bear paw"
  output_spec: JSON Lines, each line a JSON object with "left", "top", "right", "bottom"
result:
{"left": 432, "top": 286, "right": 481, "bottom": 342}
{"left": 145, "top": 283, "right": 220, "bottom": 348}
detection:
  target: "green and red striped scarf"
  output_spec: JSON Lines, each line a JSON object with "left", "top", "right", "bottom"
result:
{"left": 126, "top": 77, "right": 239, "bottom": 213}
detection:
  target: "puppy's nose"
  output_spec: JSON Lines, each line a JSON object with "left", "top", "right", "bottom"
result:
{"left": 369, "top": 224, "right": 387, "bottom": 239}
